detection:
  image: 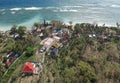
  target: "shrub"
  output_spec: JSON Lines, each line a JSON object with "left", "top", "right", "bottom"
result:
{"left": 25, "top": 47, "right": 35, "bottom": 57}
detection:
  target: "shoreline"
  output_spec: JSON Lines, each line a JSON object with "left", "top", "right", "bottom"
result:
{"left": 0, "top": 21, "right": 118, "bottom": 31}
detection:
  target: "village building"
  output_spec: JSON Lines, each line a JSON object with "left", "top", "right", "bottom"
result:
{"left": 22, "top": 62, "right": 43, "bottom": 76}
{"left": 5, "top": 56, "right": 16, "bottom": 68}
{"left": 50, "top": 48, "right": 58, "bottom": 57}
{"left": 22, "top": 62, "right": 35, "bottom": 74}
{"left": 52, "top": 42, "right": 62, "bottom": 49}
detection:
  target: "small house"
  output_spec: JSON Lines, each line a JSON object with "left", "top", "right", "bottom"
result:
{"left": 50, "top": 48, "right": 58, "bottom": 57}
{"left": 22, "top": 62, "right": 43, "bottom": 76}
{"left": 57, "top": 29, "right": 63, "bottom": 34}
{"left": 98, "top": 35, "right": 107, "bottom": 40}
{"left": 38, "top": 33, "right": 44, "bottom": 39}
{"left": 53, "top": 42, "right": 62, "bottom": 48}
{"left": 22, "top": 62, "right": 35, "bottom": 74}
{"left": 98, "top": 35, "right": 108, "bottom": 44}
{"left": 57, "top": 34, "right": 63, "bottom": 37}
{"left": 53, "top": 36, "right": 61, "bottom": 42}
{"left": 44, "top": 38, "right": 56, "bottom": 50}
{"left": 5, "top": 56, "right": 16, "bottom": 68}
{"left": 57, "top": 29, "right": 63, "bottom": 37}
{"left": 15, "top": 53, "right": 19, "bottom": 58}
{"left": 63, "top": 33, "right": 70, "bottom": 39}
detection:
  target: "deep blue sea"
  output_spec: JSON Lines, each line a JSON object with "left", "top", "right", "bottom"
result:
{"left": 0, "top": 0, "right": 120, "bottom": 30}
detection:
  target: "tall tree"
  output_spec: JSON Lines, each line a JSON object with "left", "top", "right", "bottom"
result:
{"left": 10, "top": 25, "right": 17, "bottom": 35}
{"left": 17, "top": 26, "right": 27, "bottom": 37}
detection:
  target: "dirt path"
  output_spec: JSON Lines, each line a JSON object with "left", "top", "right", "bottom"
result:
{"left": 19, "top": 75, "right": 39, "bottom": 83}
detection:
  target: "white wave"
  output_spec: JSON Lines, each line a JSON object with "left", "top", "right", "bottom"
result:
{"left": 90, "top": 7, "right": 103, "bottom": 10}
{"left": 11, "top": 11, "right": 16, "bottom": 14}
{"left": 63, "top": 6, "right": 82, "bottom": 8}
{"left": 24, "top": 7, "right": 42, "bottom": 10}
{"left": 59, "top": 9, "right": 78, "bottom": 12}
{"left": 69, "top": 10, "right": 78, "bottom": 12}
{"left": 81, "top": 3, "right": 96, "bottom": 6}
{"left": 53, "top": 10, "right": 58, "bottom": 12}
{"left": 45, "top": 6, "right": 82, "bottom": 10}
{"left": 45, "top": 7, "right": 58, "bottom": 9}
{"left": 53, "top": 8, "right": 79, "bottom": 12}
{"left": 111, "top": 5, "right": 120, "bottom": 8}
{"left": 10, "top": 8, "right": 22, "bottom": 11}
{"left": 59, "top": 9, "right": 68, "bottom": 12}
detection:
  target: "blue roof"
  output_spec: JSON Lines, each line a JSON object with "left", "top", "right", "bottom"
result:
{"left": 57, "top": 30, "right": 63, "bottom": 34}
{"left": 15, "top": 53, "right": 19, "bottom": 57}
{"left": 51, "top": 48, "right": 58, "bottom": 56}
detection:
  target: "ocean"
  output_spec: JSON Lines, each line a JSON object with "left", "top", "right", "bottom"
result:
{"left": 0, "top": 0, "right": 120, "bottom": 30}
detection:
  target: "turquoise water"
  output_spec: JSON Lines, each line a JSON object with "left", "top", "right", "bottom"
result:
{"left": 0, "top": 0, "right": 120, "bottom": 30}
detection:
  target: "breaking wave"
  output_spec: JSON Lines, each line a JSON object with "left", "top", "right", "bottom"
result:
{"left": 10, "top": 8, "right": 22, "bottom": 11}
{"left": 24, "top": 7, "right": 43, "bottom": 10}
{"left": 81, "top": 3, "right": 97, "bottom": 7}
{"left": 90, "top": 7, "right": 104, "bottom": 10}
{"left": 45, "top": 7, "right": 59, "bottom": 9}
{"left": 53, "top": 9, "right": 79, "bottom": 12}
{"left": 9, "top": 7, "right": 43, "bottom": 11}
{"left": 111, "top": 5, "right": 120, "bottom": 8}
{"left": 62, "top": 6, "right": 82, "bottom": 8}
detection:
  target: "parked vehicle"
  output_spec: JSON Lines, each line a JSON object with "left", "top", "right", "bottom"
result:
{"left": 39, "top": 47, "right": 46, "bottom": 53}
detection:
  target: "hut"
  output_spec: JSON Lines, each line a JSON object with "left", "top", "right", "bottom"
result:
{"left": 22, "top": 62, "right": 35, "bottom": 74}
{"left": 53, "top": 42, "right": 61, "bottom": 48}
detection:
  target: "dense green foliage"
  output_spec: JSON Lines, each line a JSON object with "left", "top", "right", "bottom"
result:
{"left": 25, "top": 47, "right": 35, "bottom": 57}
{"left": 0, "top": 22, "right": 120, "bottom": 83}
{"left": 17, "top": 26, "right": 27, "bottom": 37}
{"left": 41, "top": 22, "right": 120, "bottom": 83}
{"left": 0, "top": 25, "right": 38, "bottom": 83}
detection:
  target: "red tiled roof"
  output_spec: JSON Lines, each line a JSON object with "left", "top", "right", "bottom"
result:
{"left": 22, "top": 62, "right": 35, "bottom": 73}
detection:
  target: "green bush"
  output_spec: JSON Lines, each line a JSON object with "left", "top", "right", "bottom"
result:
{"left": 25, "top": 47, "right": 35, "bottom": 57}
